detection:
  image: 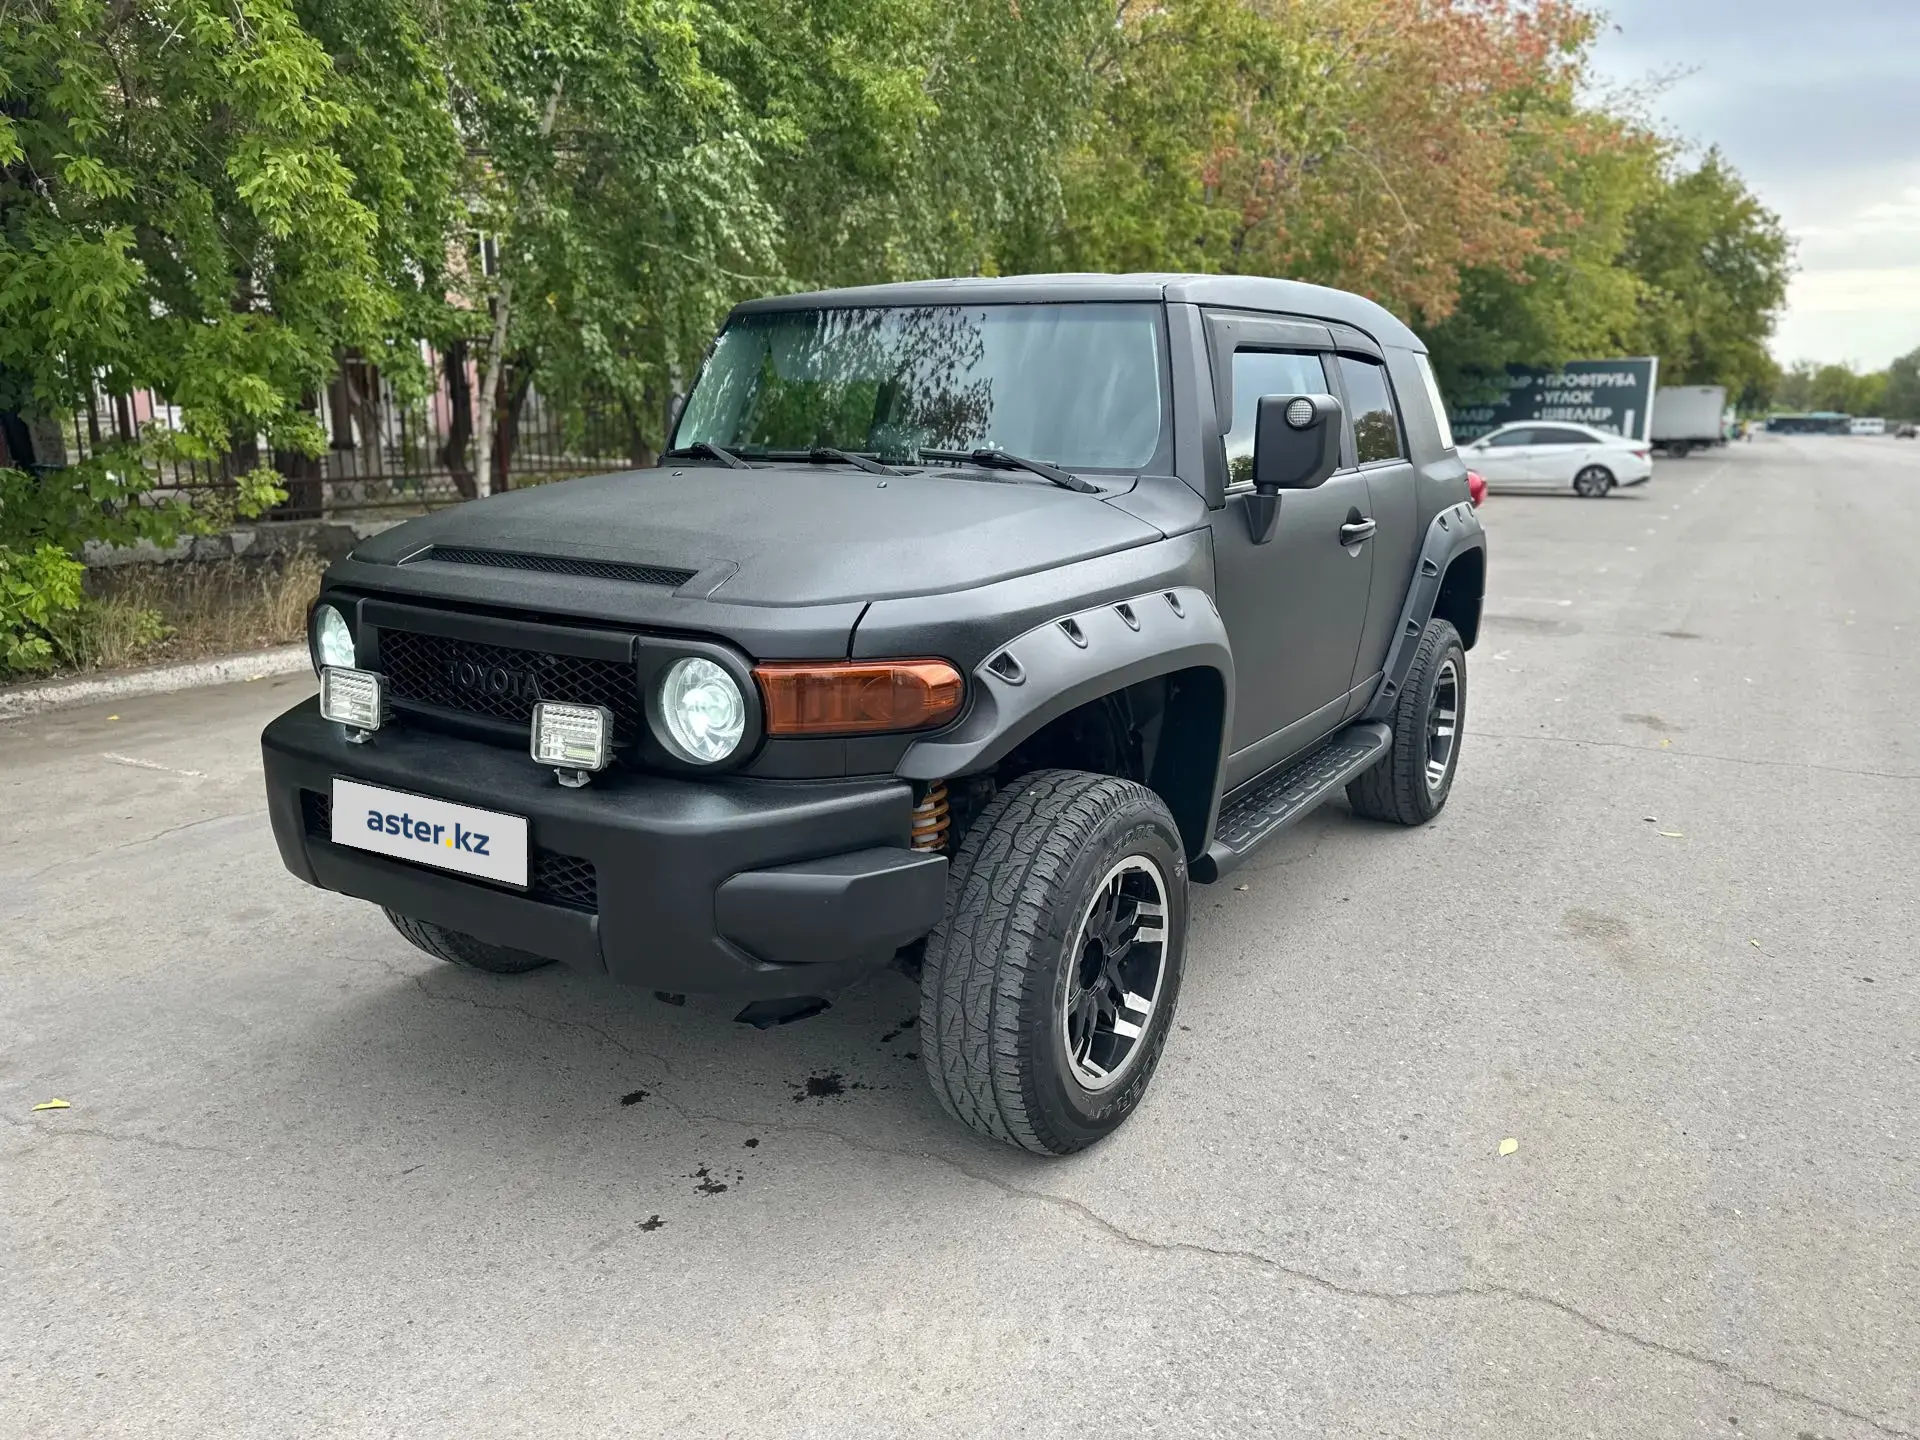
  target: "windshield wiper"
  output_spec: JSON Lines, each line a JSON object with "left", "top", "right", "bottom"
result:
{"left": 662, "top": 441, "right": 751, "bottom": 470}
{"left": 918, "top": 448, "right": 1099, "bottom": 494}
{"left": 749, "top": 446, "right": 906, "bottom": 477}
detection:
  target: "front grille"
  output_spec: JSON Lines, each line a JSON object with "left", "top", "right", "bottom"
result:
{"left": 302, "top": 790, "right": 599, "bottom": 913}
{"left": 377, "top": 629, "right": 641, "bottom": 742}
{"left": 410, "top": 546, "right": 696, "bottom": 589}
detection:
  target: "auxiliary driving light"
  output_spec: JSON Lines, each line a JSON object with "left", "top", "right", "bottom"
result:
{"left": 531, "top": 701, "right": 613, "bottom": 786}
{"left": 319, "top": 667, "right": 387, "bottom": 741}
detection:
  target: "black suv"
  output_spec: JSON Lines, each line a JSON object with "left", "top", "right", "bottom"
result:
{"left": 263, "top": 273, "right": 1486, "bottom": 1154}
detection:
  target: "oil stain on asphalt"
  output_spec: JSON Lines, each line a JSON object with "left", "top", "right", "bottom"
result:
{"left": 790, "top": 1071, "right": 872, "bottom": 1103}
{"left": 690, "top": 1165, "right": 744, "bottom": 1195}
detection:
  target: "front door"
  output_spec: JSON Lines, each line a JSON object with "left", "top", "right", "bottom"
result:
{"left": 1473, "top": 426, "right": 1537, "bottom": 485}
{"left": 1208, "top": 342, "right": 1374, "bottom": 790}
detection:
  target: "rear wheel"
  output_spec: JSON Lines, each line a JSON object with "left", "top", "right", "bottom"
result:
{"left": 384, "top": 910, "right": 555, "bottom": 974}
{"left": 1573, "top": 464, "right": 1614, "bottom": 497}
{"left": 920, "top": 770, "right": 1188, "bottom": 1155}
{"left": 1347, "top": 618, "right": 1465, "bottom": 826}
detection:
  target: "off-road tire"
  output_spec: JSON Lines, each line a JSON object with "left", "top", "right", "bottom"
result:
{"left": 1346, "top": 618, "right": 1466, "bottom": 826}
{"left": 920, "top": 770, "right": 1188, "bottom": 1156}
{"left": 1574, "top": 464, "right": 1614, "bottom": 497}
{"left": 384, "top": 909, "right": 555, "bottom": 974}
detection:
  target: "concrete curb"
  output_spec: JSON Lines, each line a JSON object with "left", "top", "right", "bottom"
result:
{"left": 0, "top": 645, "right": 311, "bottom": 719}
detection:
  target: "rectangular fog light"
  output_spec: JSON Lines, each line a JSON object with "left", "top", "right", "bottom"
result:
{"left": 319, "top": 667, "right": 387, "bottom": 732}
{"left": 531, "top": 701, "right": 612, "bottom": 772}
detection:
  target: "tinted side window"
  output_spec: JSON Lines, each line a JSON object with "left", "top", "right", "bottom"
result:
{"left": 1486, "top": 428, "right": 1535, "bottom": 448}
{"left": 1225, "top": 351, "right": 1331, "bottom": 485}
{"left": 1337, "top": 355, "right": 1403, "bottom": 463}
{"left": 1533, "top": 427, "right": 1590, "bottom": 446}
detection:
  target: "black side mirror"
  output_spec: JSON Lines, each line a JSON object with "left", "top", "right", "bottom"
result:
{"left": 1245, "top": 393, "right": 1343, "bottom": 544}
{"left": 1253, "top": 393, "right": 1343, "bottom": 492}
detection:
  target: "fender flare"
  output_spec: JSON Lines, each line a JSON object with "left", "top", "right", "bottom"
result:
{"left": 897, "top": 586, "right": 1235, "bottom": 848}
{"left": 1362, "top": 500, "right": 1486, "bottom": 723}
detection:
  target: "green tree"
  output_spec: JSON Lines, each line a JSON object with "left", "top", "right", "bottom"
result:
{"left": 0, "top": 0, "right": 408, "bottom": 669}
{"left": 1880, "top": 347, "right": 1920, "bottom": 421}
{"left": 1622, "top": 147, "right": 1793, "bottom": 397}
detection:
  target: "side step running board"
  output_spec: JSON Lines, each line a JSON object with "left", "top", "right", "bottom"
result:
{"left": 1195, "top": 722, "right": 1392, "bottom": 883}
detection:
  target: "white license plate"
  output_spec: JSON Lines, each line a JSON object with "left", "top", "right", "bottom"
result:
{"left": 329, "top": 778, "right": 529, "bottom": 888}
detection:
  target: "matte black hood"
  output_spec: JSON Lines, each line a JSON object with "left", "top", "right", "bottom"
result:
{"left": 349, "top": 465, "right": 1164, "bottom": 606}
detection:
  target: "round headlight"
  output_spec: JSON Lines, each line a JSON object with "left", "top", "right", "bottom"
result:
{"left": 655, "top": 657, "right": 746, "bottom": 764}
{"left": 312, "top": 604, "right": 355, "bottom": 671}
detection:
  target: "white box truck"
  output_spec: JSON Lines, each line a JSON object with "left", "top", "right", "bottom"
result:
{"left": 1651, "top": 385, "right": 1728, "bottom": 457}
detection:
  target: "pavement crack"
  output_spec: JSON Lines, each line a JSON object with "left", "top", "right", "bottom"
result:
{"left": 930, "top": 1156, "right": 1916, "bottom": 1438}
{"left": 1, "top": 1113, "right": 242, "bottom": 1159}
{"left": 642, "top": 1107, "right": 1916, "bottom": 1439}
{"left": 8, "top": 810, "right": 259, "bottom": 882}
{"left": 385, "top": 963, "right": 678, "bottom": 1080}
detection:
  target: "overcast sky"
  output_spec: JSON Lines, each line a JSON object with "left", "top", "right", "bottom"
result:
{"left": 1587, "top": 0, "right": 1920, "bottom": 369}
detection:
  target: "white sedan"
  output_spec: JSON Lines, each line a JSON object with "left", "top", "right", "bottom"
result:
{"left": 1461, "top": 422, "right": 1654, "bottom": 497}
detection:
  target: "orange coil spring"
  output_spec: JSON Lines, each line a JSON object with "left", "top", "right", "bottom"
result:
{"left": 911, "top": 781, "right": 951, "bottom": 852}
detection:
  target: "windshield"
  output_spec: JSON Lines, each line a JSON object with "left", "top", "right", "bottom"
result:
{"left": 672, "top": 302, "right": 1169, "bottom": 471}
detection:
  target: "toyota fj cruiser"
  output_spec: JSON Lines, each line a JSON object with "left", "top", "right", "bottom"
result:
{"left": 263, "top": 274, "right": 1486, "bottom": 1155}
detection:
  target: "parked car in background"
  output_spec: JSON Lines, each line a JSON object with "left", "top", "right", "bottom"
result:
{"left": 1849, "top": 417, "right": 1887, "bottom": 436}
{"left": 1897, "top": 423, "right": 1916, "bottom": 439}
{"left": 1460, "top": 422, "right": 1653, "bottom": 497}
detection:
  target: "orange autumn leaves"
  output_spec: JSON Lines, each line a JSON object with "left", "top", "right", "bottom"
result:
{"left": 1062, "top": 0, "right": 1628, "bottom": 328}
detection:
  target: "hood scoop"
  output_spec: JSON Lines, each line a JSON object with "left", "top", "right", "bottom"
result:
{"left": 405, "top": 545, "right": 697, "bottom": 590}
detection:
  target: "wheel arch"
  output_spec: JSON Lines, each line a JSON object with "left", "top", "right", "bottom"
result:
{"left": 1433, "top": 545, "right": 1485, "bottom": 649}
{"left": 896, "top": 586, "right": 1233, "bottom": 860}
{"left": 1362, "top": 501, "right": 1486, "bottom": 723}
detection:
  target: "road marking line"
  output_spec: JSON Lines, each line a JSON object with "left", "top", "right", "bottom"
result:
{"left": 101, "top": 752, "right": 206, "bottom": 778}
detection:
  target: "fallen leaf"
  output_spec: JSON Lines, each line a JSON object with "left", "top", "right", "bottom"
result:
{"left": 1659, "top": 738, "right": 1672, "bottom": 748}
{"left": 1234, "top": 884, "right": 1249, "bottom": 892}
{"left": 1498, "top": 1137, "right": 1519, "bottom": 1156}
{"left": 1658, "top": 831, "right": 1685, "bottom": 839}
{"left": 31, "top": 1099, "right": 71, "bottom": 1112}
{"left": 106, "top": 715, "right": 119, "bottom": 721}
{"left": 1749, "top": 939, "right": 1761, "bottom": 948}
{"left": 1643, "top": 815, "right": 1657, "bottom": 823}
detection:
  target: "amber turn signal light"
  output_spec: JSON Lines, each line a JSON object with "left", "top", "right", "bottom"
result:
{"left": 754, "top": 659, "right": 964, "bottom": 736}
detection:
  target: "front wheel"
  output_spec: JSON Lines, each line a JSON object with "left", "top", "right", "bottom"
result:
{"left": 920, "top": 770, "right": 1188, "bottom": 1155}
{"left": 1347, "top": 618, "right": 1465, "bottom": 826}
{"left": 1573, "top": 464, "right": 1614, "bottom": 497}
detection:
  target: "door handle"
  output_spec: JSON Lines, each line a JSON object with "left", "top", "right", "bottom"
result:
{"left": 1340, "top": 518, "right": 1377, "bottom": 545}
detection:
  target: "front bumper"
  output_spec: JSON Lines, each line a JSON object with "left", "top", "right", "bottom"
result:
{"left": 262, "top": 699, "right": 947, "bottom": 998}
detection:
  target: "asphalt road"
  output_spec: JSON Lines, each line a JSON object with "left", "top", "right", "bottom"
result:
{"left": 4, "top": 434, "right": 1916, "bottom": 1439}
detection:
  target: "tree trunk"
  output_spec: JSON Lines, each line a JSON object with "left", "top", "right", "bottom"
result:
{"left": 440, "top": 338, "right": 476, "bottom": 500}
{"left": 620, "top": 394, "right": 655, "bottom": 470}
{"left": 0, "top": 412, "right": 31, "bottom": 470}
{"left": 473, "top": 265, "right": 512, "bottom": 500}
{"left": 492, "top": 360, "right": 535, "bottom": 493}
{"left": 474, "top": 78, "right": 562, "bottom": 499}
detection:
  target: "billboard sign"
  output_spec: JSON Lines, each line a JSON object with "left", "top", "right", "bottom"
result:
{"left": 1449, "top": 357, "right": 1660, "bottom": 443}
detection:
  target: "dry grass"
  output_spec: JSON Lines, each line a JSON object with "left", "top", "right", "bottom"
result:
{"left": 42, "top": 551, "right": 328, "bottom": 674}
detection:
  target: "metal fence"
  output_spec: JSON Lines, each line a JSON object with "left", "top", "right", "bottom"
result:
{"left": 59, "top": 347, "right": 646, "bottom": 520}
